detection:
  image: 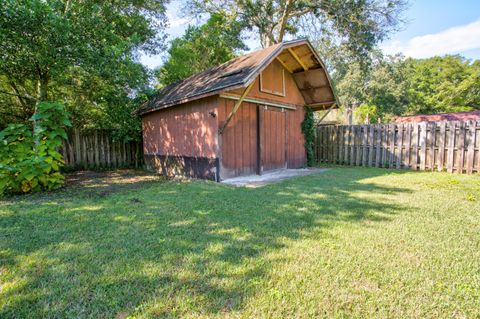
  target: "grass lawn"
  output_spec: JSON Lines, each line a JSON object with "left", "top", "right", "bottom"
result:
{"left": 1, "top": 168, "right": 479, "bottom": 318}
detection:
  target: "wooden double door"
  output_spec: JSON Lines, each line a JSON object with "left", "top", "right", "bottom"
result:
{"left": 220, "top": 99, "right": 288, "bottom": 178}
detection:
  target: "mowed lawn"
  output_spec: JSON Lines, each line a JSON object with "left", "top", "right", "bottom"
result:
{"left": 1, "top": 168, "right": 479, "bottom": 318}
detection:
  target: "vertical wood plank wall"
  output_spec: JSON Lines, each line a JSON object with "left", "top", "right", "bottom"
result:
{"left": 315, "top": 121, "right": 480, "bottom": 174}
{"left": 61, "top": 128, "right": 143, "bottom": 169}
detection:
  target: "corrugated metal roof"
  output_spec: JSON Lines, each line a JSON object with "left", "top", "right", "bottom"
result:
{"left": 393, "top": 110, "right": 480, "bottom": 123}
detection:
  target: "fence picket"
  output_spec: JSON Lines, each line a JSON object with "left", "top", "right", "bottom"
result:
{"left": 396, "top": 124, "right": 404, "bottom": 169}
{"left": 466, "top": 121, "right": 476, "bottom": 174}
{"left": 355, "top": 127, "right": 362, "bottom": 166}
{"left": 428, "top": 123, "right": 436, "bottom": 170}
{"left": 447, "top": 122, "right": 456, "bottom": 173}
{"left": 404, "top": 124, "right": 412, "bottom": 168}
{"left": 368, "top": 125, "right": 374, "bottom": 166}
{"left": 382, "top": 125, "right": 388, "bottom": 168}
{"left": 314, "top": 120, "right": 476, "bottom": 174}
{"left": 375, "top": 125, "right": 381, "bottom": 167}
{"left": 419, "top": 123, "right": 427, "bottom": 170}
{"left": 333, "top": 126, "right": 338, "bottom": 163}
{"left": 338, "top": 126, "right": 344, "bottom": 164}
{"left": 349, "top": 126, "right": 355, "bottom": 166}
{"left": 389, "top": 124, "right": 396, "bottom": 168}
{"left": 343, "top": 126, "right": 349, "bottom": 164}
{"left": 438, "top": 122, "right": 446, "bottom": 171}
{"left": 411, "top": 124, "right": 419, "bottom": 170}
{"left": 61, "top": 129, "right": 142, "bottom": 169}
{"left": 362, "top": 126, "right": 368, "bottom": 166}
{"left": 457, "top": 122, "right": 465, "bottom": 174}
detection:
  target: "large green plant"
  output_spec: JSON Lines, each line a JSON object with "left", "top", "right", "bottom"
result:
{"left": 301, "top": 107, "right": 316, "bottom": 166}
{"left": 0, "top": 102, "right": 71, "bottom": 194}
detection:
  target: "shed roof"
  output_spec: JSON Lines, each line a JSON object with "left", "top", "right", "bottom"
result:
{"left": 139, "top": 39, "right": 337, "bottom": 115}
{"left": 393, "top": 110, "right": 480, "bottom": 123}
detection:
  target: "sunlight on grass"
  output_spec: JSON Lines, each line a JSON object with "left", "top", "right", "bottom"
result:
{"left": 0, "top": 168, "right": 479, "bottom": 318}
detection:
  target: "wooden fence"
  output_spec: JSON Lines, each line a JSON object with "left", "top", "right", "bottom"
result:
{"left": 315, "top": 121, "right": 480, "bottom": 174}
{"left": 61, "top": 129, "right": 143, "bottom": 169}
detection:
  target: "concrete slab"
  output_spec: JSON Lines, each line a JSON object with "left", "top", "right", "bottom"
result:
{"left": 221, "top": 168, "right": 327, "bottom": 188}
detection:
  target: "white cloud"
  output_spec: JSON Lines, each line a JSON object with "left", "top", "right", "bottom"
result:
{"left": 382, "top": 19, "right": 480, "bottom": 58}
{"left": 167, "top": 16, "right": 190, "bottom": 29}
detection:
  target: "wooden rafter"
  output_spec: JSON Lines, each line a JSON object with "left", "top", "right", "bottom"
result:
{"left": 218, "top": 81, "right": 255, "bottom": 135}
{"left": 288, "top": 48, "right": 308, "bottom": 71}
{"left": 275, "top": 57, "right": 294, "bottom": 73}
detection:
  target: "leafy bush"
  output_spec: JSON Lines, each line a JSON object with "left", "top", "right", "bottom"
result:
{"left": 0, "top": 102, "right": 71, "bottom": 194}
{"left": 301, "top": 107, "right": 316, "bottom": 166}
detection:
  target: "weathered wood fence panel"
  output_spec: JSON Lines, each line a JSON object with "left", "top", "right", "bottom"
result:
{"left": 61, "top": 128, "right": 143, "bottom": 169}
{"left": 315, "top": 120, "right": 480, "bottom": 174}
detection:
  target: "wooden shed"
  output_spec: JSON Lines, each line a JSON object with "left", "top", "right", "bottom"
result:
{"left": 138, "top": 39, "right": 337, "bottom": 181}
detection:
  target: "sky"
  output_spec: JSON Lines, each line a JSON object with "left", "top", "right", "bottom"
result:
{"left": 140, "top": 0, "right": 480, "bottom": 69}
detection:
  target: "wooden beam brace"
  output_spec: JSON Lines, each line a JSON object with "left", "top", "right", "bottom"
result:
{"left": 220, "top": 93, "right": 297, "bottom": 110}
{"left": 276, "top": 57, "right": 294, "bottom": 73}
{"left": 316, "top": 103, "right": 337, "bottom": 125}
{"left": 218, "top": 82, "right": 255, "bottom": 134}
{"left": 307, "top": 101, "right": 337, "bottom": 107}
{"left": 288, "top": 48, "right": 308, "bottom": 71}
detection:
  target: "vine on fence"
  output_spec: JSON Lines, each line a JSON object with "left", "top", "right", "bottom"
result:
{"left": 301, "top": 106, "right": 315, "bottom": 166}
{"left": 0, "top": 102, "right": 71, "bottom": 194}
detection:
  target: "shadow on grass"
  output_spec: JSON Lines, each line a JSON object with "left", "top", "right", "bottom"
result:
{"left": 0, "top": 168, "right": 412, "bottom": 318}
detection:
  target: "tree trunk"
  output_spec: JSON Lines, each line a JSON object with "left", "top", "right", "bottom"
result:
{"left": 37, "top": 72, "right": 49, "bottom": 102}
{"left": 277, "top": 0, "right": 293, "bottom": 43}
{"left": 33, "top": 71, "right": 49, "bottom": 146}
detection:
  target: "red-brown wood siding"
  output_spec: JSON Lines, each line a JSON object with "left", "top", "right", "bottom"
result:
{"left": 229, "top": 59, "right": 305, "bottom": 106}
{"left": 142, "top": 58, "right": 307, "bottom": 180}
{"left": 261, "top": 107, "right": 287, "bottom": 171}
{"left": 218, "top": 99, "right": 258, "bottom": 178}
{"left": 286, "top": 106, "right": 306, "bottom": 168}
{"left": 142, "top": 96, "right": 218, "bottom": 158}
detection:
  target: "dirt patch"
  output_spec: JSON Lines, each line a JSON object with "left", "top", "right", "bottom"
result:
{"left": 64, "top": 169, "right": 164, "bottom": 195}
{"left": 1, "top": 170, "right": 164, "bottom": 204}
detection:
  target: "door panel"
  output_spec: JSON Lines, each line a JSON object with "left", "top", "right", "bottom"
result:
{"left": 219, "top": 99, "right": 258, "bottom": 178}
{"left": 261, "top": 107, "right": 286, "bottom": 171}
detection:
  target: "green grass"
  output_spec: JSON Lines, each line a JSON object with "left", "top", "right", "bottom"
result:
{"left": 1, "top": 168, "right": 480, "bottom": 318}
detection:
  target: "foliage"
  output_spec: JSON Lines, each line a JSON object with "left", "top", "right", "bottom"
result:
{"left": 187, "top": 0, "right": 407, "bottom": 61}
{"left": 326, "top": 48, "right": 479, "bottom": 123}
{"left": 403, "top": 55, "right": 480, "bottom": 115}
{"left": 0, "top": 0, "right": 168, "bottom": 136}
{"left": 1, "top": 169, "right": 479, "bottom": 317}
{"left": 156, "top": 13, "right": 247, "bottom": 86}
{"left": 0, "top": 102, "right": 71, "bottom": 194}
{"left": 301, "top": 107, "right": 316, "bottom": 166}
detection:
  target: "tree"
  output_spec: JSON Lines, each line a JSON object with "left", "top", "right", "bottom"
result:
{"left": 0, "top": 0, "right": 168, "bottom": 132}
{"left": 156, "top": 13, "right": 247, "bottom": 86}
{"left": 403, "top": 55, "right": 480, "bottom": 115}
{"left": 187, "top": 0, "right": 407, "bottom": 60}
{"left": 332, "top": 53, "right": 480, "bottom": 124}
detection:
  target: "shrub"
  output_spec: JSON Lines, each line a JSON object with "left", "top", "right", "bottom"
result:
{"left": 0, "top": 102, "right": 71, "bottom": 194}
{"left": 301, "top": 107, "right": 316, "bottom": 166}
